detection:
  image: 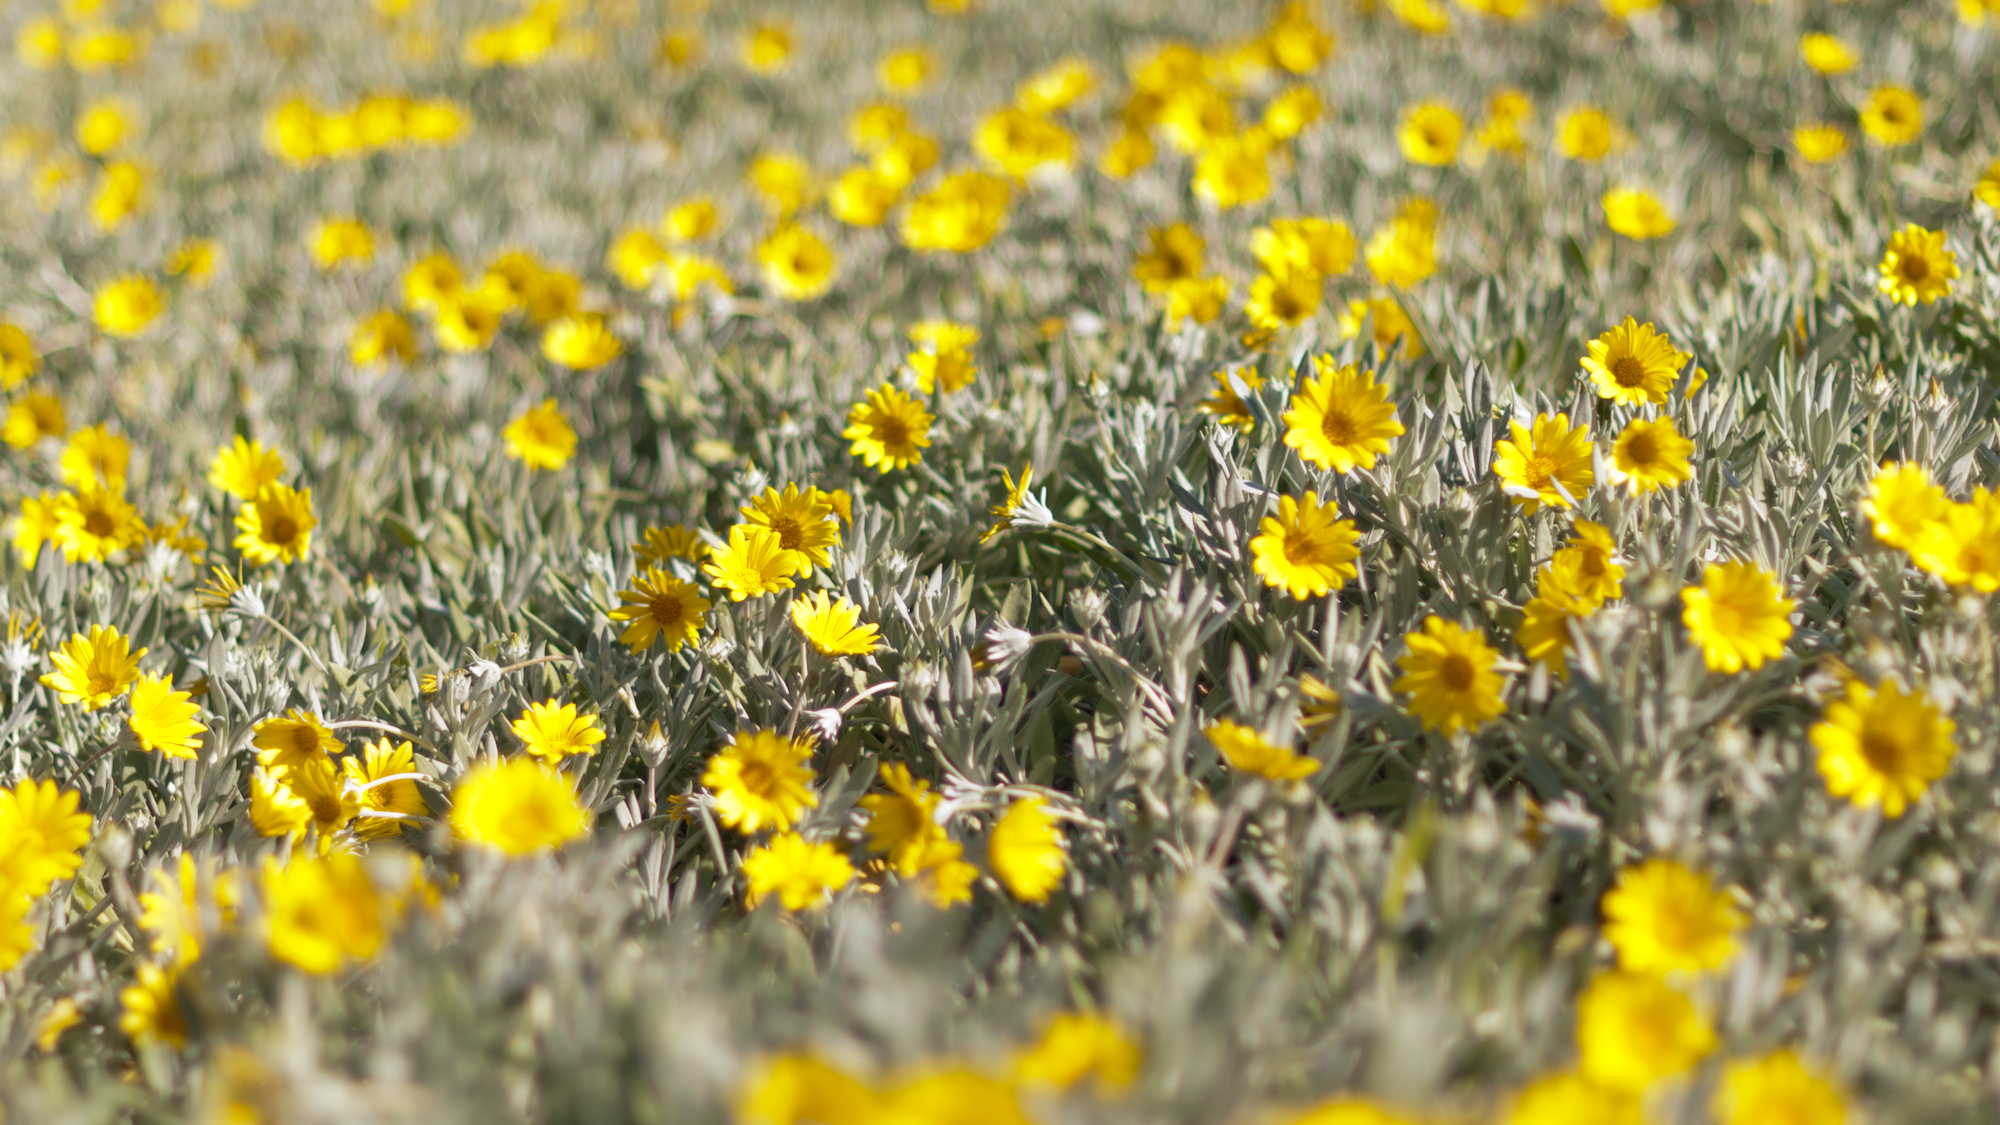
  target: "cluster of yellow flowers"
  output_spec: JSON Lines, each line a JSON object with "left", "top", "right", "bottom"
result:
{"left": 0, "top": 779, "right": 93, "bottom": 971}
{"left": 263, "top": 93, "right": 468, "bottom": 166}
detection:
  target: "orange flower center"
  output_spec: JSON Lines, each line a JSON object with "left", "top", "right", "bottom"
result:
{"left": 1319, "top": 407, "right": 1358, "bottom": 446}
{"left": 1622, "top": 430, "right": 1660, "bottom": 468}
{"left": 307, "top": 788, "right": 346, "bottom": 825}
{"left": 1859, "top": 723, "right": 1910, "bottom": 775}
{"left": 269, "top": 516, "right": 299, "bottom": 545}
{"left": 1439, "top": 654, "right": 1476, "bottom": 692}
{"left": 650, "top": 592, "right": 684, "bottom": 627}
{"left": 875, "top": 415, "right": 911, "bottom": 448}
{"left": 1898, "top": 254, "right": 1929, "bottom": 283}
{"left": 84, "top": 509, "right": 116, "bottom": 537}
{"left": 1610, "top": 354, "right": 1647, "bottom": 388}
{"left": 768, "top": 515, "right": 804, "bottom": 550}
{"left": 290, "top": 725, "right": 321, "bottom": 758}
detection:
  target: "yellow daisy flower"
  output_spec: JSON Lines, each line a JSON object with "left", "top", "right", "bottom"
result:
{"left": 0, "top": 778, "right": 94, "bottom": 895}
{"left": 1811, "top": 678, "right": 1956, "bottom": 818}
{"left": 1909, "top": 489, "right": 2000, "bottom": 591}
{"left": 1505, "top": 1073, "right": 1642, "bottom": 1125}
{"left": 541, "top": 312, "right": 623, "bottom": 369}
{"left": 1398, "top": 101, "right": 1463, "bottom": 166}
{"left": 511, "top": 700, "right": 606, "bottom": 763}
{"left": 1363, "top": 198, "right": 1437, "bottom": 287}
{"left": 1580, "top": 318, "right": 1690, "bottom": 406}
{"left": 234, "top": 482, "right": 316, "bottom": 565}
{"left": 94, "top": 278, "right": 166, "bottom": 337}
{"left": 59, "top": 424, "right": 129, "bottom": 490}
{"left": 1602, "top": 189, "right": 1675, "bottom": 240}
{"left": 1248, "top": 491, "right": 1361, "bottom": 599}
{"left": 119, "top": 963, "right": 189, "bottom": 1048}
{"left": 702, "top": 525, "right": 797, "bottom": 601}
{"left": 207, "top": 436, "right": 285, "bottom": 500}
{"left": 350, "top": 308, "right": 418, "bottom": 366}
{"left": 989, "top": 796, "right": 1066, "bottom": 903}
{"left": 1600, "top": 858, "right": 1744, "bottom": 973}
{"left": 341, "top": 738, "right": 429, "bottom": 841}
{"left": 1205, "top": 720, "right": 1320, "bottom": 781}
{"left": 1198, "top": 369, "right": 1262, "bottom": 433}
{"left": 789, "top": 591, "right": 882, "bottom": 656}
{"left": 843, "top": 384, "right": 933, "bottom": 472}
{"left": 1610, "top": 417, "right": 1695, "bottom": 496}
{"left": 3, "top": 391, "right": 63, "bottom": 450}
{"left": 1876, "top": 224, "right": 1957, "bottom": 306}
{"left": 1792, "top": 124, "right": 1847, "bottom": 164}
{"left": 129, "top": 673, "right": 205, "bottom": 759}
{"left": 1245, "top": 263, "right": 1324, "bottom": 330}
{"left": 1192, "top": 133, "right": 1272, "bottom": 210}
{"left": 451, "top": 758, "right": 590, "bottom": 854}
{"left": 1977, "top": 159, "right": 2000, "bottom": 211}
{"left": 252, "top": 709, "right": 341, "bottom": 770}
{"left": 1576, "top": 971, "right": 1715, "bottom": 1093}
{"left": 311, "top": 217, "right": 375, "bottom": 271}
{"left": 1131, "top": 224, "right": 1205, "bottom": 292}
{"left": 41, "top": 624, "right": 145, "bottom": 710}
{"left": 740, "top": 484, "right": 840, "bottom": 575}
{"left": 1713, "top": 1052, "right": 1846, "bottom": 1125}
{"left": 743, "top": 832, "right": 856, "bottom": 910}
{"left": 0, "top": 323, "right": 37, "bottom": 389}
{"left": 1862, "top": 461, "right": 1950, "bottom": 550}
{"left": 1493, "top": 413, "right": 1593, "bottom": 513}
{"left": 54, "top": 485, "right": 145, "bottom": 563}
{"left": 402, "top": 251, "right": 464, "bottom": 311}
{"left": 1516, "top": 591, "right": 1585, "bottom": 682}
{"left": 662, "top": 196, "right": 719, "bottom": 242}
{"left": 702, "top": 729, "right": 818, "bottom": 834}
{"left": 1281, "top": 359, "right": 1404, "bottom": 474}
{"left": 1859, "top": 85, "right": 1922, "bottom": 147}
{"left": 900, "top": 171, "right": 1011, "bottom": 253}
{"left": 1557, "top": 106, "right": 1615, "bottom": 161}
{"left": 1680, "top": 561, "right": 1794, "bottom": 674}
{"left": 262, "top": 853, "right": 384, "bottom": 973}
{"left": 757, "top": 224, "right": 837, "bottom": 300}
{"left": 503, "top": 398, "right": 577, "bottom": 471}
{"left": 609, "top": 567, "right": 711, "bottom": 652}
{"left": 1013, "top": 1011, "right": 1142, "bottom": 1089}
{"left": 634, "top": 524, "right": 710, "bottom": 566}
{"left": 1798, "top": 32, "right": 1856, "bottom": 75}
{"left": 858, "top": 762, "right": 948, "bottom": 874}
{"left": 1393, "top": 616, "right": 1506, "bottom": 736}
{"left": 249, "top": 758, "right": 357, "bottom": 847}
{"left": 1546, "top": 521, "right": 1626, "bottom": 607}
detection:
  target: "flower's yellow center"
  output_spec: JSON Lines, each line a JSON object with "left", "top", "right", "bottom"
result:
{"left": 1859, "top": 721, "right": 1910, "bottom": 775}
{"left": 650, "top": 592, "right": 684, "bottom": 627}
{"left": 768, "top": 515, "right": 803, "bottom": 550}
{"left": 512, "top": 794, "right": 556, "bottom": 839}
{"left": 739, "top": 756, "right": 781, "bottom": 799}
{"left": 290, "top": 725, "right": 321, "bottom": 758}
{"left": 85, "top": 665, "right": 121, "bottom": 696}
{"left": 307, "top": 788, "right": 345, "bottom": 825}
{"left": 1621, "top": 431, "right": 1660, "bottom": 469}
{"left": 1523, "top": 454, "right": 1557, "bottom": 491}
{"left": 1610, "top": 354, "right": 1647, "bottom": 388}
{"left": 1284, "top": 529, "right": 1328, "bottom": 569}
{"left": 1707, "top": 600, "right": 1744, "bottom": 637}
{"left": 875, "top": 415, "right": 911, "bottom": 448}
{"left": 1580, "top": 549, "right": 1607, "bottom": 577}
{"left": 1882, "top": 104, "right": 1910, "bottom": 127}
{"left": 270, "top": 516, "right": 299, "bottom": 545}
{"left": 1898, "top": 254, "right": 1929, "bottom": 283}
{"left": 1439, "top": 654, "right": 1477, "bottom": 692}
{"left": 84, "top": 509, "right": 116, "bottom": 538}
{"left": 1320, "top": 407, "right": 1358, "bottom": 446}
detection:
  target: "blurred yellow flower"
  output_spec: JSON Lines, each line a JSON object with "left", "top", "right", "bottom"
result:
{"left": 1517, "top": 590, "right": 1585, "bottom": 682}
{"left": 878, "top": 47, "right": 932, "bottom": 93}
{"left": 542, "top": 312, "right": 623, "bottom": 369}
{"left": 1265, "top": 1, "right": 1334, "bottom": 73}
{"left": 1364, "top": 198, "right": 1438, "bottom": 287}
{"left": 989, "top": 796, "right": 1065, "bottom": 903}
{"left": 1548, "top": 521, "right": 1625, "bottom": 607}
{"left": 1577, "top": 971, "right": 1713, "bottom": 1092}
{"left": 829, "top": 166, "right": 902, "bottom": 227}
{"left": 119, "top": 964, "right": 188, "bottom": 1047}
{"left": 743, "top": 22, "right": 791, "bottom": 74}
{"left": 744, "top": 833, "right": 855, "bottom": 910}
{"left": 636, "top": 524, "right": 710, "bottom": 566}
{"left": 1792, "top": 124, "right": 1847, "bottom": 164}
{"left": 1862, "top": 462, "right": 1949, "bottom": 551}
{"left": 1398, "top": 101, "right": 1463, "bottom": 166}
{"left": 1394, "top": 616, "right": 1505, "bottom": 735}
{"left": 4, "top": 392, "right": 65, "bottom": 448}
{"left": 1385, "top": 0, "right": 1452, "bottom": 34}
{"left": 1192, "top": 132, "right": 1271, "bottom": 208}
{"left": 1254, "top": 217, "right": 1355, "bottom": 277}
{"left": 263, "top": 853, "right": 385, "bottom": 973}
{"left": 976, "top": 108, "right": 1074, "bottom": 177}
{"left": 1600, "top": 858, "right": 1744, "bottom": 973}
{"left": 873, "top": 130, "right": 940, "bottom": 188}
{"left": 60, "top": 424, "right": 128, "bottom": 489}
{"left": 1977, "top": 160, "right": 2000, "bottom": 210}
{"left": 1206, "top": 719, "right": 1321, "bottom": 780}
{"left": 1505, "top": 1072, "right": 1642, "bottom": 1125}
{"left": 207, "top": 436, "right": 285, "bottom": 500}
{"left": 165, "top": 238, "right": 220, "bottom": 285}
{"left": 1557, "top": 107, "right": 1615, "bottom": 161}
{"left": 859, "top": 763, "right": 947, "bottom": 873}
{"left": 907, "top": 321, "right": 980, "bottom": 394}
{"left": 234, "top": 482, "right": 316, "bottom": 565}
{"left": 16, "top": 17, "right": 65, "bottom": 69}
{"left": 1909, "top": 489, "right": 2000, "bottom": 591}
{"left": 902, "top": 171, "right": 1011, "bottom": 252}
{"left": 844, "top": 384, "right": 933, "bottom": 473}
{"left": 311, "top": 217, "right": 375, "bottom": 271}
{"left": 1681, "top": 561, "right": 1794, "bottom": 674}
{"left": 94, "top": 274, "right": 165, "bottom": 337}
{"left": 663, "top": 197, "right": 719, "bottom": 242}
{"left": 1249, "top": 491, "right": 1360, "bottom": 599}
{"left": 1494, "top": 412, "right": 1592, "bottom": 513}
{"left": 1132, "top": 223, "right": 1205, "bottom": 291}
{"left": 503, "top": 398, "right": 577, "bottom": 471}
{"left": 1798, "top": 32, "right": 1856, "bottom": 75}
{"left": 54, "top": 486, "right": 144, "bottom": 562}
{"left": 452, "top": 758, "right": 589, "bottom": 854}
{"left": 250, "top": 757, "right": 358, "bottom": 846}
{"left": 1263, "top": 84, "right": 1324, "bottom": 139}
{"left": 1165, "top": 275, "right": 1229, "bottom": 325}
{"left": 41, "top": 623, "right": 145, "bottom": 710}
{"left": 350, "top": 308, "right": 418, "bottom": 366}
{"left": 705, "top": 729, "right": 817, "bottom": 834}
{"left": 1098, "top": 128, "right": 1155, "bottom": 178}
{"left": 1876, "top": 224, "right": 1956, "bottom": 306}
{"left": 1602, "top": 189, "right": 1675, "bottom": 240}
{"left": 1016, "top": 58, "right": 1094, "bottom": 114}
{"left": 757, "top": 224, "right": 837, "bottom": 300}
{"left": 609, "top": 567, "right": 710, "bottom": 653}
{"left": 1860, "top": 86, "right": 1922, "bottom": 147}
{"left": 0, "top": 323, "right": 36, "bottom": 389}
{"left": 75, "top": 98, "right": 131, "bottom": 154}
{"left": 512, "top": 700, "right": 606, "bottom": 764}
{"left": 403, "top": 251, "right": 464, "bottom": 311}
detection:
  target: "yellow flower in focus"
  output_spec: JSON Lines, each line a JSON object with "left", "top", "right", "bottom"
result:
{"left": 59, "top": 424, "right": 129, "bottom": 490}
{"left": 1860, "top": 86, "right": 1922, "bottom": 147}
{"left": 233, "top": 482, "right": 316, "bottom": 565}
{"left": 119, "top": 964, "right": 189, "bottom": 1048}
{"left": 1714, "top": 1051, "right": 1847, "bottom": 1125}
{"left": 252, "top": 709, "right": 340, "bottom": 770}
{"left": 41, "top": 624, "right": 144, "bottom": 710}
{"left": 741, "top": 484, "right": 840, "bottom": 573}
{"left": 1364, "top": 199, "right": 1438, "bottom": 287}
{"left": 1493, "top": 412, "right": 1593, "bottom": 513}
{"left": 249, "top": 758, "right": 357, "bottom": 847}
{"left": 1811, "top": 678, "right": 1957, "bottom": 819}
{"left": 1600, "top": 858, "right": 1744, "bottom": 973}
{"left": 1505, "top": 1072, "right": 1642, "bottom": 1125}
{"left": 207, "top": 436, "right": 284, "bottom": 500}
{"left": 743, "top": 22, "right": 791, "bottom": 74}
{"left": 1680, "top": 561, "right": 1794, "bottom": 674}
{"left": 743, "top": 833, "right": 855, "bottom": 910}
{"left": 91, "top": 160, "right": 146, "bottom": 230}
{"left": 504, "top": 399, "right": 577, "bottom": 471}
{"left": 1798, "top": 33, "right": 1856, "bottom": 76}
{"left": 1282, "top": 358, "right": 1405, "bottom": 474}
{"left": 1249, "top": 491, "right": 1360, "bottom": 599}
{"left": 541, "top": 312, "right": 623, "bottom": 369}
{"left": 636, "top": 524, "right": 711, "bottom": 566}
{"left": 989, "top": 796, "right": 1066, "bottom": 903}
{"left": 129, "top": 673, "right": 205, "bottom": 759}
{"left": 262, "top": 853, "right": 385, "bottom": 973}
{"left": 703, "top": 525, "right": 797, "bottom": 601}
{"left": 1557, "top": 107, "right": 1615, "bottom": 161}
{"left": 1580, "top": 318, "right": 1688, "bottom": 406}
{"left": 662, "top": 197, "right": 719, "bottom": 242}
{"left": 1205, "top": 719, "right": 1320, "bottom": 781}
{"left": 843, "top": 384, "right": 933, "bottom": 473}
{"left": 859, "top": 763, "right": 947, "bottom": 874}
{"left": 1862, "top": 462, "right": 1949, "bottom": 550}
{"left": 757, "top": 224, "right": 837, "bottom": 300}
{"left": 1394, "top": 616, "right": 1506, "bottom": 736}
{"left": 1014, "top": 1011, "right": 1142, "bottom": 1089}
{"left": 1398, "top": 102, "right": 1463, "bottom": 166}
{"left": 609, "top": 567, "right": 710, "bottom": 653}
{"left": 749, "top": 152, "right": 813, "bottom": 216}
{"left": 311, "top": 217, "right": 374, "bottom": 271}
{"left": 1793, "top": 124, "right": 1848, "bottom": 164}
{"left": 1603, "top": 190, "right": 1675, "bottom": 240}
{"left": 902, "top": 171, "right": 1011, "bottom": 252}
{"left": 54, "top": 485, "right": 145, "bottom": 563}
{"left": 1876, "top": 224, "right": 1957, "bottom": 307}
{"left": 342, "top": 739, "right": 429, "bottom": 841}
{"left": 1610, "top": 417, "right": 1694, "bottom": 496}
{"left": 451, "top": 758, "right": 590, "bottom": 854}
{"left": 350, "top": 308, "right": 418, "bottom": 366}
{"left": 790, "top": 592, "right": 881, "bottom": 656}
{"left": 879, "top": 47, "right": 932, "bottom": 92}
{"left": 1192, "top": 133, "right": 1271, "bottom": 209}
{"left": 1577, "top": 971, "right": 1715, "bottom": 1092}
{"left": 703, "top": 729, "right": 818, "bottom": 834}
{"left": 829, "top": 166, "right": 901, "bottom": 228}
{"left": 4, "top": 392, "right": 65, "bottom": 449}
{"left": 511, "top": 700, "right": 606, "bottom": 764}
{"left": 0, "top": 323, "right": 36, "bottom": 389}
{"left": 94, "top": 275, "right": 165, "bottom": 337}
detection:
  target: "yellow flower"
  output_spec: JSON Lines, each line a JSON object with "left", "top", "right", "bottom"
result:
{"left": 207, "top": 436, "right": 285, "bottom": 500}
{"left": 743, "top": 22, "right": 790, "bottom": 73}
{"left": 1603, "top": 190, "right": 1675, "bottom": 240}
{"left": 701, "top": 525, "right": 794, "bottom": 600}
{"left": 451, "top": 758, "right": 590, "bottom": 854}
{"left": 0, "top": 778, "right": 94, "bottom": 896}
{"left": 402, "top": 251, "right": 463, "bottom": 311}
{"left": 1600, "top": 858, "right": 1744, "bottom": 973}
{"left": 234, "top": 482, "right": 316, "bottom": 565}
{"left": 1253, "top": 217, "right": 1356, "bottom": 278}
{"left": 1265, "top": 85, "right": 1325, "bottom": 139}
{"left": 0, "top": 323, "right": 36, "bottom": 389}
{"left": 989, "top": 796, "right": 1066, "bottom": 903}
{"left": 1282, "top": 1098, "right": 1418, "bottom": 1125}
{"left": 311, "top": 217, "right": 375, "bottom": 270}
{"left": 844, "top": 384, "right": 933, "bottom": 473}
{"left": 91, "top": 160, "right": 146, "bottom": 231}
{"left": 1505, "top": 1072, "right": 1642, "bottom": 1125}
{"left": 1266, "top": 1, "right": 1334, "bottom": 73}
{"left": 1547, "top": 521, "right": 1626, "bottom": 607}
{"left": 59, "top": 424, "right": 129, "bottom": 489}
{"left": 1249, "top": 491, "right": 1360, "bottom": 599}
{"left": 263, "top": 853, "right": 385, "bottom": 973}
{"left": 1860, "top": 86, "right": 1923, "bottom": 147}
{"left": 828, "top": 166, "right": 901, "bottom": 228}
{"left": 1282, "top": 359, "right": 1405, "bottom": 474}
{"left": 635, "top": 524, "right": 710, "bottom": 566}
{"left": 1576, "top": 972, "right": 1715, "bottom": 1093}
{"left": 1016, "top": 57, "right": 1095, "bottom": 114}
{"left": 1014, "top": 1011, "right": 1142, "bottom": 1089}
{"left": 609, "top": 567, "right": 711, "bottom": 653}
{"left": 1557, "top": 107, "right": 1615, "bottom": 161}
{"left": 1714, "top": 1051, "right": 1846, "bottom": 1125}
{"left": 704, "top": 729, "right": 818, "bottom": 834}
{"left": 741, "top": 484, "right": 841, "bottom": 575}
{"left": 1798, "top": 32, "right": 1856, "bottom": 75}
{"left": 1610, "top": 417, "right": 1694, "bottom": 496}
{"left": 873, "top": 130, "right": 941, "bottom": 188}
{"left": 1192, "top": 132, "right": 1271, "bottom": 209}
{"left": 540, "top": 312, "right": 623, "bottom": 370}
{"left": 512, "top": 700, "right": 606, "bottom": 764}
{"left": 1206, "top": 719, "right": 1320, "bottom": 781}
{"left": 129, "top": 673, "right": 204, "bottom": 759}
{"left": 749, "top": 152, "right": 814, "bottom": 215}
{"left": 1517, "top": 580, "right": 1590, "bottom": 682}
{"left": 1909, "top": 489, "right": 2000, "bottom": 591}
{"left": 1199, "top": 368, "right": 1262, "bottom": 432}
{"left": 119, "top": 963, "right": 189, "bottom": 1048}
{"left": 16, "top": 17, "right": 65, "bottom": 70}
{"left": 253, "top": 709, "right": 340, "bottom": 770}
{"left": 165, "top": 238, "right": 219, "bottom": 286}
{"left": 1977, "top": 159, "right": 2000, "bottom": 211}
{"left": 342, "top": 738, "right": 429, "bottom": 841}
{"left": 1158, "top": 85, "right": 1236, "bottom": 154}
{"left": 1493, "top": 413, "right": 1594, "bottom": 513}
{"left": 12, "top": 492, "right": 62, "bottom": 569}
{"left": 791, "top": 592, "right": 881, "bottom": 656}
{"left": 1811, "top": 678, "right": 1956, "bottom": 818}
{"left": 504, "top": 399, "right": 577, "bottom": 471}
{"left": 1132, "top": 224, "right": 1205, "bottom": 292}
{"left": 1098, "top": 128, "right": 1155, "bottom": 178}
{"left": 1580, "top": 318, "right": 1689, "bottom": 406}
{"left": 859, "top": 763, "right": 948, "bottom": 874}
{"left": 878, "top": 46, "right": 931, "bottom": 92}
{"left": 757, "top": 224, "right": 837, "bottom": 300}
{"left": 432, "top": 281, "right": 512, "bottom": 353}
{"left": 901, "top": 171, "right": 1011, "bottom": 252}
{"left": 850, "top": 103, "right": 910, "bottom": 153}
{"left": 94, "top": 275, "right": 165, "bottom": 338}
{"left": 610, "top": 230, "right": 671, "bottom": 285}
{"left": 250, "top": 758, "right": 358, "bottom": 847}
{"left": 41, "top": 624, "right": 145, "bottom": 710}
{"left": 4, "top": 391, "right": 65, "bottom": 448}
{"left": 663, "top": 196, "right": 720, "bottom": 242}
{"left": 1364, "top": 199, "right": 1438, "bottom": 287}
{"left": 908, "top": 329, "right": 979, "bottom": 394}
{"left": 1398, "top": 101, "right": 1463, "bottom": 166}
{"left": 982, "top": 462, "right": 1037, "bottom": 542}
{"left": 1862, "top": 462, "right": 1949, "bottom": 550}
{"left": 1876, "top": 224, "right": 1957, "bottom": 306}
{"left": 350, "top": 308, "right": 418, "bottom": 366}
{"left": 1394, "top": 616, "right": 1506, "bottom": 736}
{"left": 744, "top": 833, "right": 856, "bottom": 910}
{"left": 1680, "top": 561, "right": 1795, "bottom": 674}
{"left": 976, "top": 108, "right": 1074, "bottom": 177}
{"left": 1246, "top": 263, "right": 1324, "bottom": 330}
{"left": 1335, "top": 296, "right": 1425, "bottom": 359}
{"left": 1793, "top": 124, "right": 1848, "bottom": 164}
{"left": 35, "top": 998, "right": 82, "bottom": 1050}
{"left": 54, "top": 485, "right": 145, "bottom": 563}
